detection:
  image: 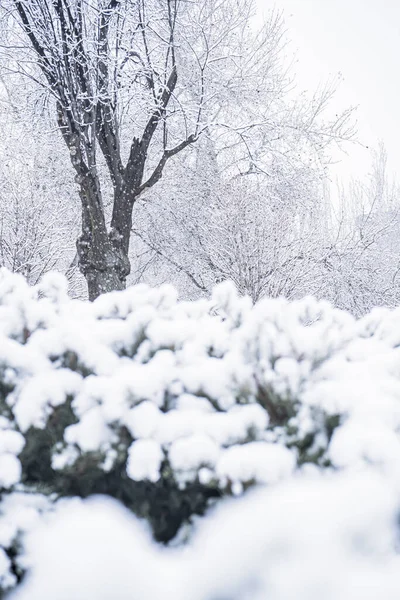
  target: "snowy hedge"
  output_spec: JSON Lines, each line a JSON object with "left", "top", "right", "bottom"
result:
{"left": 0, "top": 268, "right": 400, "bottom": 598}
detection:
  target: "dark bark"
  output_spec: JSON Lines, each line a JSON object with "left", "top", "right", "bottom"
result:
{"left": 77, "top": 237, "right": 129, "bottom": 301}
{"left": 76, "top": 184, "right": 133, "bottom": 301}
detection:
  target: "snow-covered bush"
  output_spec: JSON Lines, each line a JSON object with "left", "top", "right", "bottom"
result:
{"left": 0, "top": 268, "right": 399, "bottom": 597}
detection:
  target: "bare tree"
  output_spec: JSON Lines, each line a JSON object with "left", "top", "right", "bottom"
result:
{"left": 5, "top": 0, "right": 254, "bottom": 299}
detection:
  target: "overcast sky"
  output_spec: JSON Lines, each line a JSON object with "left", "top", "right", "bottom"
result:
{"left": 257, "top": 0, "right": 400, "bottom": 183}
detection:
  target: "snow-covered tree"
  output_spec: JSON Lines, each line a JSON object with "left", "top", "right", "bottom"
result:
{"left": 322, "top": 145, "right": 400, "bottom": 315}
{"left": 131, "top": 80, "right": 352, "bottom": 302}
{"left": 0, "top": 74, "right": 80, "bottom": 287}
{"left": 133, "top": 168, "right": 328, "bottom": 301}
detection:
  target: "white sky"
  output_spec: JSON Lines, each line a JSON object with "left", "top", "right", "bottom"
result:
{"left": 256, "top": 0, "right": 400, "bottom": 183}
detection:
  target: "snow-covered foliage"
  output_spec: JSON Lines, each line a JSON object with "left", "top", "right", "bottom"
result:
{"left": 0, "top": 269, "right": 399, "bottom": 596}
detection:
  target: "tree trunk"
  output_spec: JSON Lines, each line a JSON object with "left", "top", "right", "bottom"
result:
{"left": 78, "top": 234, "right": 131, "bottom": 301}
{"left": 77, "top": 228, "right": 132, "bottom": 301}
{"left": 84, "top": 263, "right": 126, "bottom": 301}
{"left": 76, "top": 175, "right": 132, "bottom": 301}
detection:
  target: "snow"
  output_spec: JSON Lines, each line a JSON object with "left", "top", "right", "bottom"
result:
{"left": 0, "top": 454, "right": 21, "bottom": 488}
{"left": 127, "top": 439, "right": 164, "bottom": 482}
{"left": 0, "top": 493, "right": 50, "bottom": 591}
{"left": 124, "top": 401, "right": 163, "bottom": 439}
{"left": 169, "top": 435, "right": 220, "bottom": 475}
{"left": 10, "top": 497, "right": 166, "bottom": 600}
{"left": 0, "top": 429, "right": 25, "bottom": 455}
{"left": 187, "top": 470, "right": 400, "bottom": 600}
{"left": 10, "top": 472, "right": 400, "bottom": 600}
{"left": 329, "top": 420, "right": 400, "bottom": 476}
{"left": 13, "top": 370, "right": 82, "bottom": 433}
{"left": 216, "top": 441, "right": 296, "bottom": 486}
{"left": 0, "top": 421, "right": 25, "bottom": 489}
{"left": 64, "top": 407, "right": 116, "bottom": 453}
{"left": 51, "top": 445, "right": 80, "bottom": 470}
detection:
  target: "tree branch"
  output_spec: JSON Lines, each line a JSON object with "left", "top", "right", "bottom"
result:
{"left": 139, "top": 65, "right": 178, "bottom": 154}
{"left": 136, "top": 134, "right": 197, "bottom": 196}
{"left": 132, "top": 228, "right": 208, "bottom": 293}
{"left": 13, "top": 1, "right": 56, "bottom": 87}
{"left": 96, "top": 2, "right": 124, "bottom": 186}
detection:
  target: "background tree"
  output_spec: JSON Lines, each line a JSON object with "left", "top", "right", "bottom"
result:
{"left": 321, "top": 145, "right": 400, "bottom": 315}
{"left": 131, "top": 80, "right": 353, "bottom": 302}
{"left": 0, "top": 70, "right": 80, "bottom": 287}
